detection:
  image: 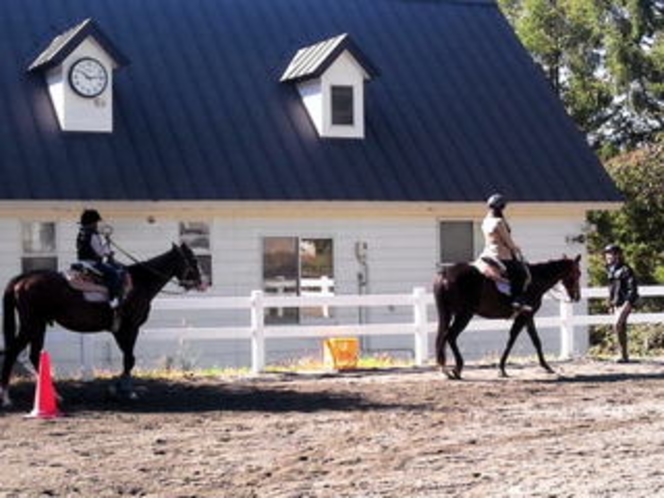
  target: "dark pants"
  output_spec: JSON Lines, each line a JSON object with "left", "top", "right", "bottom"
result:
{"left": 502, "top": 259, "right": 527, "bottom": 301}
{"left": 94, "top": 262, "right": 124, "bottom": 300}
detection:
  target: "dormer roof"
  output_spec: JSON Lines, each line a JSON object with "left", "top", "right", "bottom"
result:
{"left": 280, "top": 33, "right": 378, "bottom": 83}
{"left": 28, "top": 18, "right": 129, "bottom": 72}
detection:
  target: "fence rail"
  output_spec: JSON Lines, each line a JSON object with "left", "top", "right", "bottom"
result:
{"left": 74, "top": 285, "right": 664, "bottom": 377}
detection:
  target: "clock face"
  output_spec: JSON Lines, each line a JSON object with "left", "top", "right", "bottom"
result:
{"left": 68, "top": 57, "right": 108, "bottom": 98}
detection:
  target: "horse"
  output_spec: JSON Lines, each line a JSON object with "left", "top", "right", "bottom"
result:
{"left": 1, "top": 243, "right": 204, "bottom": 406}
{"left": 433, "top": 255, "right": 581, "bottom": 379}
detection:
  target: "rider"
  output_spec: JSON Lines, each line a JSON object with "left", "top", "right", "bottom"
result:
{"left": 479, "top": 193, "right": 531, "bottom": 313}
{"left": 76, "top": 209, "right": 124, "bottom": 308}
{"left": 603, "top": 244, "right": 639, "bottom": 363}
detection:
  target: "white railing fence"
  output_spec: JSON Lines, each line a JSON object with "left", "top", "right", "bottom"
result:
{"left": 74, "top": 285, "right": 664, "bottom": 377}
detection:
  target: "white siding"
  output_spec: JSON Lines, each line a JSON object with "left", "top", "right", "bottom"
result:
{"left": 0, "top": 212, "right": 590, "bottom": 374}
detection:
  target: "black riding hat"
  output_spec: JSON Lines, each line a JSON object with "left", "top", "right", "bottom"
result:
{"left": 80, "top": 209, "right": 102, "bottom": 226}
{"left": 487, "top": 193, "right": 507, "bottom": 210}
{"left": 603, "top": 243, "right": 622, "bottom": 254}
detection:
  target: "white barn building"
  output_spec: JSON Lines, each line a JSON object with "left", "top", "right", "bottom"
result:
{"left": 0, "top": 0, "right": 621, "bottom": 373}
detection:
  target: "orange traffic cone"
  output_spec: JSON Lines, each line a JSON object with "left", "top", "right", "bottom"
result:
{"left": 26, "top": 350, "right": 62, "bottom": 419}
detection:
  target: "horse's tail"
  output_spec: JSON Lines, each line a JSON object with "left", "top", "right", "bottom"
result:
{"left": 2, "top": 277, "right": 20, "bottom": 352}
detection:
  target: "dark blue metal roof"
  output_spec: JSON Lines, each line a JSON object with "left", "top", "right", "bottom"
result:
{"left": 0, "top": 0, "right": 621, "bottom": 202}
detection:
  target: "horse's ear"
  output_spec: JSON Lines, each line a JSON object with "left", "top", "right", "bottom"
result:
{"left": 575, "top": 254, "right": 581, "bottom": 263}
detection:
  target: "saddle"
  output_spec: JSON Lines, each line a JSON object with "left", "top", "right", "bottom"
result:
{"left": 64, "top": 262, "right": 131, "bottom": 303}
{"left": 472, "top": 257, "right": 511, "bottom": 296}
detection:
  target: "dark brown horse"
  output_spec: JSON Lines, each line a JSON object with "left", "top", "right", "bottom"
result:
{"left": 434, "top": 256, "right": 581, "bottom": 379}
{"left": 1, "top": 243, "right": 204, "bottom": 406}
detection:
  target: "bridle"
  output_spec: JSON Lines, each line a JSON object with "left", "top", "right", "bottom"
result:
{"left": 547, "top": 260, "right": 581, "bottom": 303}
{"left": 173, "top": 245, "right": 203, "bottom": 290}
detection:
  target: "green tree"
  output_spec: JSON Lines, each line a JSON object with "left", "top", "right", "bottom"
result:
{"left": 587, "top": 135, "right": 664, "bottom": 286}
{"left": 499, "top": 0, "right": 664, "bottom": 148}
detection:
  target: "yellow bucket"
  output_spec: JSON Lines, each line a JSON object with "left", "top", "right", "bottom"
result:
{"left": 323, "top": 337, "right": 359, "bottom": 370}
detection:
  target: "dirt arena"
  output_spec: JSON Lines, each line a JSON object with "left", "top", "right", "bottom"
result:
{"left": 2, "top": 358, "right": 664, "bottom": 497}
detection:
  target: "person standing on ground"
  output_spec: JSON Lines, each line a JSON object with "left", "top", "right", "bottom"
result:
{"left": 603, "top": 244, "right": 639, "bottom": 363}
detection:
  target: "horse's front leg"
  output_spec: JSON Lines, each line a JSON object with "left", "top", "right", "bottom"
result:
{"left": 499, "top": 315, "right": 528, "bottom": 377}
{"left": 525, "top": 318, "right": 555, "bottom": 374}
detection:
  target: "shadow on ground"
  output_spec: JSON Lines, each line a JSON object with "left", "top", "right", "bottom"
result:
{"left": 2, "top": 374, "right": 431, "bottom": 415}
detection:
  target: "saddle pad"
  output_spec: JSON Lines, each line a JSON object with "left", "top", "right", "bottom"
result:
{"left": 472, "top": 259, "right": 511, "bottom": 296}
{"left": 63, "top": 270, "right": 109, "bottom": 302}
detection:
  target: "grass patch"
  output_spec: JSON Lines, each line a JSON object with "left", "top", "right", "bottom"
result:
{"left": 589, "top": 323, "right": 664, "bottom": 359}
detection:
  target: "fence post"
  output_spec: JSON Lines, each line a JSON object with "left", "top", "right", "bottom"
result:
{"left": 559, "top": 300, "right": 575, "bottom": 359}
{"left": 80, "top": 335, "right": 94, "bottom": 381}
{"left": 250, "top": 290, "right": 266, "bottom": 374}
{"left": 413, "top": 287, "right": 428, "bottom": 366}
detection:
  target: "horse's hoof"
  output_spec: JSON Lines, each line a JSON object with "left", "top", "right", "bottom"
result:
{"left": 442, "top": 368, "right": 462, "bottom": 380}
{"left": 107, "top": 384, "right": 138, "bottom": 402}
{"left": 499, "top": 370, "right": 509, "bottom": 378}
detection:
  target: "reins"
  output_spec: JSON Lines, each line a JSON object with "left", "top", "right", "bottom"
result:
{"left": 108, "top": 238, "right": 196, "bottom": 294}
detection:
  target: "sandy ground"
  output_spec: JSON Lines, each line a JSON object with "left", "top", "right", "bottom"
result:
{"left": 2, "top": 358, "right": 664, "bottom": 497}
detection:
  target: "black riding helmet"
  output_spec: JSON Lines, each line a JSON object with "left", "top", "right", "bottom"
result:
{"left": 487, "top": 193, "right": 507, "bottom": 210}
{"left": 603, "top": 243, "right": 622, "bottom": 254}
{"left": 80, "top": 209, "right": 102, "bottom": 226}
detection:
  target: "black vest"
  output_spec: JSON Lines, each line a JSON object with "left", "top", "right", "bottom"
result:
{"left": 77, "top": 227, "right": 102, "bottom": 263}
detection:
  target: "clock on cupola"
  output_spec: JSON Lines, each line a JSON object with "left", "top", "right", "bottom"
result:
{"left": 28, "top": 18, "right": 129, "bottom": 133}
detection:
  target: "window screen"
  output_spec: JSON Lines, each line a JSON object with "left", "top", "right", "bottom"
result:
{"left": 331, "top": 86, "right": 354, "bottom": 125}
{"left": 21, "top": 221, "right": 57, "bottom": 272}
{"left": 439, "top": 221, "right": 475, "bottom": 264}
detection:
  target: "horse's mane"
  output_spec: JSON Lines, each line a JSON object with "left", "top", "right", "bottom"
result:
{"left": 126, "top": 246, "right": 177, "bottom": 274}
{"left": 528, "top": 258, "right": 576, "bottom": 281}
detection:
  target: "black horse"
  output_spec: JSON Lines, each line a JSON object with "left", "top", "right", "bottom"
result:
{"left": 1, "top": 243, "right": 204, "bottom": 406}
{"left": 434, "top": 256, "right": 581, "bottom": 379}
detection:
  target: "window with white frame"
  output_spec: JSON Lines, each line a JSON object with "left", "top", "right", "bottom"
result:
{"left": 21, "top": 221, "right": 57, "bottom": 272}
{"left": 179, "top": 222, "right": 212, "bottom": 285}
{"left": 263, "top": 237, "right": 334, "bottom": 324}
{"left": 439, "top": 221, "right": 476, "bottom": 267}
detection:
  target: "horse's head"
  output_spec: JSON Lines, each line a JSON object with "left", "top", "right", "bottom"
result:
{"left": 560, "top": 254, "right": 582, "bottom": 302}
{"left": 172, "top": 243, "right": 207, "bottom": 291}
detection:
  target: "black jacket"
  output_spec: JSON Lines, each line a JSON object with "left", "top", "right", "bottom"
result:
{"left": 606, "top": 262, "right": 639, "bottom": 307}
{"left": 77, "top": 227, "right": 102, "bottom": 263}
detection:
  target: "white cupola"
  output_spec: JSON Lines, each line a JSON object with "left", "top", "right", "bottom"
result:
{"left": 281, "top": 34, "right": 378, "bottom": 139}
{"left": 28, "top": 19, "right": 129, "bottom": 133}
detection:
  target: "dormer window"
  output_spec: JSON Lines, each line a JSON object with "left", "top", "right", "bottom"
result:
{"left": 331, "top": 85, "right": 354, "bottom": 126}
{"left": 28, "top": 18, "right": 129, "bottom": 133}
{"left": 281, "top": 34, "right": 378, "bottom": 139}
